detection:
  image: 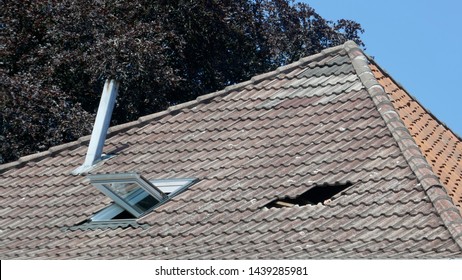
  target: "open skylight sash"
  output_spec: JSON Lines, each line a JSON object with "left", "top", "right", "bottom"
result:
{"left": 89, "top": 173, "right": 169, "bottom": 217}
{"left": 91, "top": 203, "right": 126, "bottom": 222}
{"left": 152, "top": 178, "right": 198, "bottom": 196}
{"left": 94, "top": 183, "right": 145, "bottom": 217}
{"left": 87, "top": 173, "right": 198, "bottom": 224}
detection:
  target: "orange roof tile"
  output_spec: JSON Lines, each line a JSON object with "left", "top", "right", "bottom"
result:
{"left": 371, "top": 63, "right": 462, "bottom": 215}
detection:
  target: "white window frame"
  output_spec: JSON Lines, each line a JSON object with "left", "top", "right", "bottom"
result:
{"left": 88, "top": 173, "right": 196, "bottom": 223}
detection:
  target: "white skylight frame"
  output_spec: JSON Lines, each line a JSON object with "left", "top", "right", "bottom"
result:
{"left": 87, "top": 173, "right": 197, "bottom": 223}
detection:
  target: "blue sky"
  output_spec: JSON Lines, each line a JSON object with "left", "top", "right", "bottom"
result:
{"left": 300, "top": 0, "right": 462, "bottom": 136}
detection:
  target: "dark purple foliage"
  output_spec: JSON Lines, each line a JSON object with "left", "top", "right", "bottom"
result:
{"left": 0, "top": 0, "right": 364, "bottom": 163}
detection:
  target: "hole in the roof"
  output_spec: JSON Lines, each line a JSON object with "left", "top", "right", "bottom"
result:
{"left": 265, "top": 182, "right": 353, "bottom": 208}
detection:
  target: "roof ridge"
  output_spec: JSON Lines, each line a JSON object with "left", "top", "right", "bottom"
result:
{"left": 344, "top": 41, "right": 462, "bottom": 250}
{"left": 0, "top": 43, "right": 346, "bottom": 174}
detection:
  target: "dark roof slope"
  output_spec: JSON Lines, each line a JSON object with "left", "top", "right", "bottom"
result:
{"left": 1, "top": 41, "right": 462, "bottom": 259}
{"left": 371, "top": 63, "right": 462, "bottom": 215}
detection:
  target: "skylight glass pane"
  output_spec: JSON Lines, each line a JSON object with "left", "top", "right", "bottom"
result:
{"left": 106, "top": 182, "right": 139, "bottom": 199}
{"left": 152, "top": 178, "right": 197, "bottom": 195}
{"left": 101, "top": 182, "right": 162, "bottom": 213}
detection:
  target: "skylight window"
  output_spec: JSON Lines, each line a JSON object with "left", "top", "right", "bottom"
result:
{"left": 88, "top": 173, "right": 196, "bottom": 223}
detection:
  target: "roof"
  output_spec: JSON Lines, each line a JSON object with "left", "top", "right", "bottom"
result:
{"left": 371, "top": 64, "right": 462, "bottom": 215}
{"left": 1, "top": 41, "right": 462, "bottom": 259}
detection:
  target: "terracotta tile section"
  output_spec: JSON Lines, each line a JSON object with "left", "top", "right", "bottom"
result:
{"left": 371, "top": 63, "right": 462, "bottom": 215}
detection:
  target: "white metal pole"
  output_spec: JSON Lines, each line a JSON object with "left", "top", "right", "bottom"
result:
{"left": 83, "top": 79, "right": 119, "bottom": 167}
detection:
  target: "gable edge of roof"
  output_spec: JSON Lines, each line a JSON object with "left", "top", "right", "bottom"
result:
{"left": 344, "top": 41, "right": 462, "bottom": 251}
